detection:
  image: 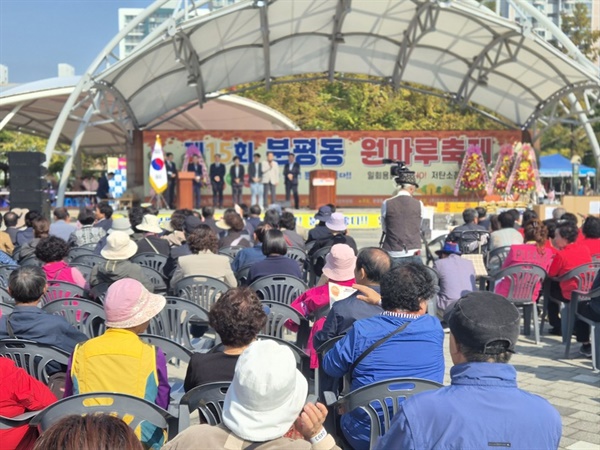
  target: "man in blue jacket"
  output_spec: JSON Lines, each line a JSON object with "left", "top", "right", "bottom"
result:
{"left": 375, "top": 291, "right": 562, "bottom": 450}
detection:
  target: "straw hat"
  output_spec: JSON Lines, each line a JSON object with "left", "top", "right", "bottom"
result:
{"left": 137, "top": 214, "right": 163, "bottom": 234}
{"left": 101, "top": 231, "right": 138, "bottom": 260}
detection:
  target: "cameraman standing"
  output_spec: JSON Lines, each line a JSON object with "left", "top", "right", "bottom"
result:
{"left": 380, "top": 164, "right": 424, "bottom": 266}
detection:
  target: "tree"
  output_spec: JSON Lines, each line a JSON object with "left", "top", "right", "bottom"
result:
{"left": 560, "top": 3, "right": 600, "bottom": 61}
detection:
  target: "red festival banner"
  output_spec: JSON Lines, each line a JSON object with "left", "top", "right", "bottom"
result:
{"left": 143, "top": 130, "right": 521, "bottom": 207}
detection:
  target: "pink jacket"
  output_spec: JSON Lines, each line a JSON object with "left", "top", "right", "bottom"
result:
{"left": 43, "top": 261, "right": 87, "bottom": 289}
{"left": 494, "top": 243, "right": 554, "bottom": 301}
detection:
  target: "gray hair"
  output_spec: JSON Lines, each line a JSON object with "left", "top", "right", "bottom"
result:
{"left": 8, "top": 266, "right": 47, "bottom": 303}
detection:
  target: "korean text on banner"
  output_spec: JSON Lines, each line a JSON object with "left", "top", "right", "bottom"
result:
{"left": 149, "top": 135, "right": 168, "bottom": 194}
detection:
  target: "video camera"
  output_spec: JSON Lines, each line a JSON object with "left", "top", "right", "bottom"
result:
{"left": 382, "top": 159, "right": 411, "bottom": 181}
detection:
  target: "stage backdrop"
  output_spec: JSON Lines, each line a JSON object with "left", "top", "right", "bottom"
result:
{"left": 143, "top": 130, "right": 521, "bottom": 207}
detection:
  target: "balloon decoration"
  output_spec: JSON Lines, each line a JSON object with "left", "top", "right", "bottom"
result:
{"left": 454, "top": 145, "right": 489, "bottom": 196}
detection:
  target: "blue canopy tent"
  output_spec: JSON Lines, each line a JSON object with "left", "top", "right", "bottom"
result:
{"left": 539, "top": 154, "right": 596, "bottom": 177}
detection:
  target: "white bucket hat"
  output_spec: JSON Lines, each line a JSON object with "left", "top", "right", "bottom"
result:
{"left": 101, "top": 230, "right": 138, "bottom": 260}
{"left": 136, "top": 214, "right": 163, "bottom": 234}
{"left": 108, "top": 217, "right": 133, "bottom": 235}
{"left": 326, "top": 212, "right": 347, "bottom": 232}
{"left": 223, "top": 340, "right": 308, "bottom": 442}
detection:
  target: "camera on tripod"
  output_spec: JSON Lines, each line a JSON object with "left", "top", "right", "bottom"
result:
{"left": 383, "top": 159, "right": 411, "bottom": 180}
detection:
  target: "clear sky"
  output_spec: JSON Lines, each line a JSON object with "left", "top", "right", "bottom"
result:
{"left": 0, "top": 0, "right": 154, "bottom": 84}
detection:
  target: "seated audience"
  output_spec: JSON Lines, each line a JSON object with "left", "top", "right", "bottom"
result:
{"left": 433, "top": 242, "right": 476, "bottom": 316}
{"left": 0, "top": 249, "right": 17, "bottom": 266}
{"left": 517, "top": 209, "right": 538, "bottom": 238}
{"left": 580, "top": 216, "right": 600, "bottom": 257}
{"left": 93, "top": 217, "right": 135, "bottom": 255}
{"left": 246, "top": 230, "right": 302, "bottom": 284}
{"left": 231, "top": 224, "right": 270, "bottom": 273}
{"left": 4, "top": 210, "right": 22, "bottom": 246}
{"left": 171, "top": 226, "right": 237, "bottom": 287}
{"left": 16, "top": 210, "right": 40, "bottom": 246}
{"left": 323, "top": 263, "right": 444, "bottom": 450}
{"left": 18, "top": 216, "right": 49, "bottom": 261}
{"left": 306, "top": 205, "right": 333, "bottom": 246}
{"left": 507, "top": 208, "right": 521, "bottom": 229}
{"left": 0, "top": 357, "right": 57, "bottom": 450}
{"left": 560, "top": 212, "right": 578, "bottom": 225}
{"left": 475, "top": 206, "right": 491, "bottom": 231}
{"left": 68, "top": 208, "right": 106, "bottom": 247}
{"left": 35, "top": 236, "right": 87, "bottom": 288}
{"left": 247, "top": 205, "right": 262, "bottom": 231}
{"left": 201, "top": 206, "right": 220, "bottom": 235}
{"left": 32, "top": 415, "right": 143, "bottom": 450}
{"left": 64, "top": 278, "right": 170, "bottom": 449}
{"left": 162, "top": 209, "right": 189, "bottom": 247}
{"left": 289, "top": 244, "right": 357, "bottom": 368}
{"left": 89, "top": 231, "right": 154, "bottom": 292}
{"left": 128, "top": 206, "right": 146, "bottom": 241}
{"left": 494, "top": 219, "right": 554, "bottom": 301}
{"left": 0, "top": 212, "right": 14, "bottom": 255}
{"left": 447, "top": 208, "right": 488, "bottom": 253}
{"left": 261, "top": 207, "right": 281, "bottom": 230}
{"left": 280, "top": 211, "right": 305, "bottom": 250}
{"left": 313, "top": 247, "right": 391, "bottom": 350}
{"left": 575, "top": 270, "right": 600, "bottom": 358}
{"left": 309, "top": 213, "right": 357, "bottom": 256}
{"left": 547, "top": 222, "right": 592, "bottom": 335}
{"left": 135, "top": 214, "right": 170, "bottom": 256}
{"left": 552, "top": 207, "right": 566, "bottom": 220}
{"left": 163, "top": 215, "right": 202, "bottom": 278}
{"left": 164, "top": 340, "right": 338, "bottom": 450}
{"left": 184, "top": 287, "right": 267, "bottom": 391}
{"left": 488, "top": 211, "right": 522, "bottom": 251}
{"left": 94, "top": 201, "right": 113, "bottom": 232}
{"left": 375, "top": 292, "right": 561, "bottom": 450}
{"left": 218, "top": 211, "right": 252, "bottom": 249}
{"left": 49, "top": 207, "right": 77, "bottom": 242}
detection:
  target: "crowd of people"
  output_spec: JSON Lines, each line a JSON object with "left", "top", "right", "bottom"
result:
{"left": 1, "top": 193, "right": 599, "bottom": 450}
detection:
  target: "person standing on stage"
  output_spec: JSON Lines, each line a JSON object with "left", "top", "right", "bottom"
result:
{"left": 262, "top": 151, "right": 279, "bottom": 207}
{"left": 248, "top": 153, "right": 264, "bottom": 209}
{"left": 210, "top": 154, "right": 226, "bottom": 209}
{"left": 165, "top": 153, "right": 178, "bottom": 209}
{"left": 187, "top": 155, "right": 203, "bottom": 209}
{"left": 283, "top": 153, "right": 301, "bottom": 209}
{"left": 230, "top": 156, "right": 245, "bottom": 206}
{"left": 96, "top": 172, "right": 114, "bottom": 203}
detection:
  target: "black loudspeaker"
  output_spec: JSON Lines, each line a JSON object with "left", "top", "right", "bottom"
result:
{"left": 8, "top": 152, "right": 50, "bottom": 218}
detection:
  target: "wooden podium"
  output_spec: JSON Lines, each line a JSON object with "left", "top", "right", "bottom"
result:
{"left": 309, "top": 170, "right": 337, "bottom": 209}
{"left": 177, "top": 172, "right": 196, "bottom": 210}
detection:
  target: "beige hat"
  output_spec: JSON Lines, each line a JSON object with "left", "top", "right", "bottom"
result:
{"left": 101, "top": 231, "right": 138, "bottom": 260}
{"left": 137, "top": 214, "right": 163, "bottom": 234}
{"left": 108, "top": 217, "right": 133, "bottom": 235}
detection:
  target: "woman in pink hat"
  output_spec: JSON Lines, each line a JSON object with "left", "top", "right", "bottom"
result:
{"left": 287, "top": 244, "right": 357, "bottom": 368}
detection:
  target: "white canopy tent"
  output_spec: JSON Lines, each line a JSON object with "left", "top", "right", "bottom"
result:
{"left": 37, "top": 0, "right": 600, "bottom": 206}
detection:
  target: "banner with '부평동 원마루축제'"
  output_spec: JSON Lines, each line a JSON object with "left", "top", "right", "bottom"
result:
{"left": 143, "top": 130, "right": 522, "bottom": 207}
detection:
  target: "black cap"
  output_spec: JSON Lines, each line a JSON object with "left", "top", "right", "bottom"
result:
{"left": 183, "top": 216, "right": 202, "bottom": 234}
{"left": 445, "top": 292, "right": 520, "bottom": 355}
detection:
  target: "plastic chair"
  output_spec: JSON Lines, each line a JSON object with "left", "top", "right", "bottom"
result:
{"left": 486, "top": 246, "right": 511, "bottom": 273}
{"left": 307, "top": 246, "right": 332, "bottom": 287}
{"left": 42, "top": 298, "right": 106, "bottom": 338}
{"left": 79, "top": 242, "right": 99, "bottom": 251}
{"left": 0, "top": 340, "right": 70, "bottom": 384}
{"left": 564, "top": 285, "right": 600, "bottom": 369}
{"left": 260, "top": 300, "right": 306, "bottom": 346}
{"left": 218, "top": 246, "right": 244, "bottom": 260}
{"left": 235, "top": 264, "right": 253, "bottom": 286}
{"left": 592, "top": 253, "right": 600, "bottom": 262}
{"left": 0, "top": 303, "right": 14, "bottom": 317}
{"left": 174, "top": 276, "right": 229, "bottom": 310}
{"left": 19, "top": 255, "right": 43, "bottom": 267}
{"left": 424, "top": 234, "right": 448, "bottom": 266}
{"left": 141, "top": 266, "right": 168, "bottom": 293}
{"left": 486, "top": 264, "right": 547, "bottom": 344}
{"left": 40, "top": 281, "right": 86, "bottom": 305}
{"left": 147, "top": 296, "right": 210, "bottom": 349}
{"left": 29, "top": 392, "right": 177, "bottom": 440}
{"left": 178, "top": 382, "right": 230, "bottom": 430}
{"left": 88, "top": 282, "right": 112, "bottom": 303}
{"left": 132, "top": 253, "right": 169, "bottom": 274}
{"left": 0, "top": 411, "right": 39, "bottom": 429}
{"left": 71, "top": 254, "right": 106, "bottom": 268}
{"left": 67, "top": 247, "right": 95, "bottom": 262}
{"left": 315, "top": 335, "right": 345, "bottom": 398}
{"left": 454, "top": 230, "right": 490, "bottom": 255}
{"left": 0, "top": 286, "right": 13, "bottom": 305}
{"left": 287, "top": 247, "right": 307, "bottom": 269}
{"left": 0, "top": 264, "right": 19, "bottom": 287}
{"left": 70, "top": 263, "right": 93, "bottom": 282}
{"left": 541, "top": 262, "right": 600, "bottom": 342}
{"left": 249, "top": 275, "right": 307, "bottom": 306}
{"left": 326, "top": 378, "right": 443, "bottom": 450}
{"left": 256, "top": 334, "right": 311, "bottom": 380}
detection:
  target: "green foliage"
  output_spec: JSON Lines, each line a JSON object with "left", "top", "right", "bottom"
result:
{"left": 560, "top": 3, "right": 600, "bottom": 60}
{"left": 238, "top": 75, "right": 506, "bottom": 131}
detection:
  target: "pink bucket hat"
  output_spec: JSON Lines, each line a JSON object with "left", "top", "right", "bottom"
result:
{"left": 322, "top": 243, "right": 357, "bottom": 281}
{"left": 104, "top": 278, "right": 166, "bottom": 329}
{"left": 326, "top": 212, "right": 347, "bottom": 232}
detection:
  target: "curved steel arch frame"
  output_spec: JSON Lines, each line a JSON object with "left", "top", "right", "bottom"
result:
{"left": 46, "top": 0, "right": 600, "bottom": 207}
